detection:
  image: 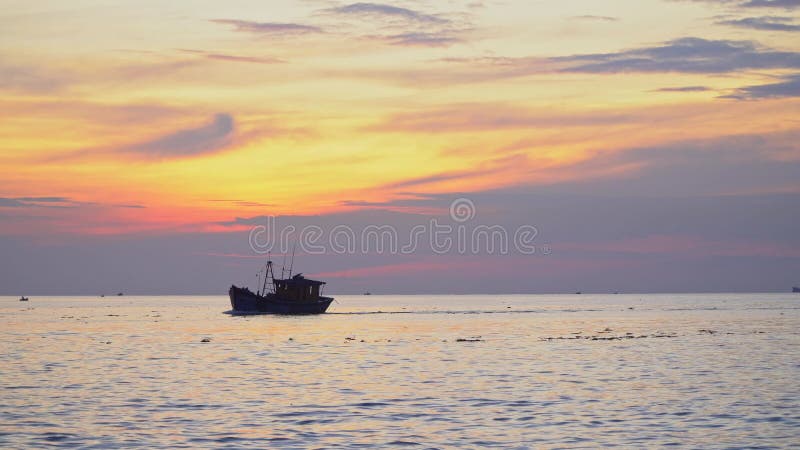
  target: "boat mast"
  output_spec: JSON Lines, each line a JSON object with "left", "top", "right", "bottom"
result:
{"left": 289, "top": 243, "right": 296, "bottom": 278}
{"left": 262, "top": 260, "right": 272, "bottom": 296}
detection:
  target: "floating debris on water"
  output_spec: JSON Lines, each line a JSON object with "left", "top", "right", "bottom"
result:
{"left": 541, "top": 332, "right": 678, "bottom": 341}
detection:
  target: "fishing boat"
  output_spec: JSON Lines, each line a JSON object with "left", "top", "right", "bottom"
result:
{"left": 229, "top": 260, "right": 333, "bottom": 315}
{"left": 19, "top": 296, "right": 29, "bottom": 302}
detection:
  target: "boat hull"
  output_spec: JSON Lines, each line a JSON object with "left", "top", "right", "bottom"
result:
{"left": 229, "top": 285, "right": 333, "bottom": 315}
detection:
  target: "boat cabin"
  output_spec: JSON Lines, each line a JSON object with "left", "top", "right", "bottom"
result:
{"left": 274, "top": 273, "right": 326, "bottom": 301}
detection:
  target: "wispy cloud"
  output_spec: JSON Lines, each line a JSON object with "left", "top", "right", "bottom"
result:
{"left": 741, "top": 0, "right": 799, "bottom": 9}
{"left": 381, "top": 32, "right": 463, "bottom": 47}
{"left": 720, "top": 73, "right": 800, "bottom": 99}
{"left": 652, "top": 85, "right": 713, "bottom": 92}
{"left": 717, "top": 15, "right": 800, "bottom": 30}
{"left": 0, "top": 196, "right": 145, "bottom": 210}
{"left": 211, "top": 19, "right": 323, "bottom": 36}
{"left": 119, "top": 113, "right": 236, "bottom": 158}
{"left": 320, "top": 2, "right": 469, "bottom": 48}
{"left": 570, "top": 15, "right": 620, "bottom": 22}
{"left": 0, "top": 197, "right": 71, "bottom": 207}
{"left": 383, "top": 36, "right": 799, "bottom": 86}
{"left": 326, "top": 3, "right": 449, "bottom": 24}
{"left": 208, "top": 199, "right": 274, "bottom": 208}
{"left": 378, "top": 153, "right": 530, "bottom": 191}
{"left": 366, "top": 103, "right": 633, "bottom": 133}
{"left": 675, "top": 0, "right": 799, "bottom": 9}
{"left": 556, "top": 37, "right": 800, "bottom": 73}
{"left": 178, "top": 49, "right": 286, "bottom": 64}
{"left": 50, "top": 114, "right": 238, "bottom": 161}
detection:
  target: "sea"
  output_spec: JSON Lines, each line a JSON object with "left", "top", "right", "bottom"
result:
{"left": 1, "top": 293, "right": 799, "bottom": 448}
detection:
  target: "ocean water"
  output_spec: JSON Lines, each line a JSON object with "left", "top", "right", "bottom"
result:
{"left": 1, "top": 293, "right": 799, "bottom": 448}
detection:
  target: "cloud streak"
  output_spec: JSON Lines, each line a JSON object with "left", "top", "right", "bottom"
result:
{"left": 326, "top": 3, "right": 449, "bottom": 24}
{"left": 653, "top": 85, "right": 713, "bottom": 92}
{"left": 396, "top": 36, "right": 799, "bottom": 87}
{"left": 556, "top": 37, "right": 800, "bottom": 73}
{"left": 366, "top": 103, "right": 634, "bottom": 133}
{"left": 676, "top": 0, "right": 799, "bottom": 9}
{"left": 178, "top": 49, "right": 285, "bottom": 64}
{"left": 382, "top": 32, "right": 463, "bottom": 47}
{"left": 717, "top": 15, "right": 800, "bottom": 30}
{"left": 742, "top": 0, "right": 800, "bottom": 8}
{"left": 0, "top": 197, "right": 71, "bottom": 207}
{"left": 0, "top": 196, "right": 144, "bottom": 210}
{"left": 720, "top": 73, "right": 800, "bottom": 99}
{"left": 570, "top": 15, "right": 619, "bottom": 22}
{"left": 211, "top": 19, "right": 323, "bottom": 36}
{"left": 47, "top": 114, "right": 238, "bottom": 161}
{"left": 321, "top": 2, "right": 468, "bottom": 48}
{"left": 119, "top": 113, "right": 236, "bottom": 158}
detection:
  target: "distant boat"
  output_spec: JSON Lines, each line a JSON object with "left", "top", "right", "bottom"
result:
{"left": 117, "top": 292, "right": 124, "bottom": 296}
{"left": 19, "top": 296, "right": 29, "bottom": 302}
{"left": 575, "top": 291, "right": 582, "bottom": 295}
{"left": 363, "top": 292, "right": 372, "bottom": 296}
{"left": 229, "top": 260, "right": 333, "bottom": 315}
{"left": 793, "top": 287, "right": 800, "bottom": 293}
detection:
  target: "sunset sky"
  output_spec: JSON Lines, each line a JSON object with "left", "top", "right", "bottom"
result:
{"left": 2, "top": 0, "right": 799, "bottom": 294}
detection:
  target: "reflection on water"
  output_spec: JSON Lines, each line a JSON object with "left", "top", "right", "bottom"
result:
{"left": 1, "top": 294, "right": 799, "bottom": 448}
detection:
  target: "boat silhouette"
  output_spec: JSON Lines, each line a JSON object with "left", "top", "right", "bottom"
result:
{"left": 229, "top": 260, "right": 333, "bottom": 315}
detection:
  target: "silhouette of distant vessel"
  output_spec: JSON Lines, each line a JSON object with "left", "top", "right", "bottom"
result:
{"left": 19, "top": 296, "right": 29, "bottom": 302}
{"left": 793, "top": 287, "right": 800, "bottom": 293}
{"left": 229, "top": 260, "right": 333, "bottom": 315}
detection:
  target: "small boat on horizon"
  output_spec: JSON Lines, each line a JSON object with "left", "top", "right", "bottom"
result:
{"left": 793, "top": 287, "right": 800, "bottom": 293}
{"left": 19, "top": 296, "right": 29, "bottom": 302}
{"left": 229, "top": 260, "right": 333, "bottom": 315}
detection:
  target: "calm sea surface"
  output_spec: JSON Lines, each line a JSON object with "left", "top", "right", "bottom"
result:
{"left": 1, "top": 293, "right": 799, "bottom": 448}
